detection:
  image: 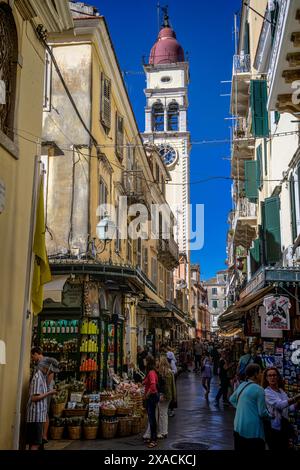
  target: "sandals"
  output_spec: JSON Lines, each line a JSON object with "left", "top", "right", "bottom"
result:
{"left": 147, "top": 441, "right": 158, "bottom": 448}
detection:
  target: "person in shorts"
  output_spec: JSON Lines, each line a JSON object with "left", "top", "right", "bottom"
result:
{"left": 26, "top": 358, "right": 58, "bottom": 450}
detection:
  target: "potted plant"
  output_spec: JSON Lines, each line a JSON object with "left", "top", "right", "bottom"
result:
{"left": 51, "top": 383, "right": 69, "bottom": 417}
{"left": 49, "top": 417, "right": 65, "bottom": 440}
{"left": 83, "top": 416, "right": 99, "bottom": 440}
{"left": 66, "top": 417, "right": 82, "bottom": 440}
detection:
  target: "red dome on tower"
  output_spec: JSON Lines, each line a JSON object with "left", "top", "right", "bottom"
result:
{"left": 149, "top": 11, "right": 184, "bottom": 65}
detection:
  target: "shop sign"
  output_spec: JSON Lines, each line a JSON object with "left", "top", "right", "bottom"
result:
{"left": 240, "top": 268, "right": 265, "bottom": 299}
{"left": 263, "top": 295, "right": 291, "bottom": 330}
{"left": 0, "top": 180, "right": 6, "bottom": 214}
{"left": 258, "top": 306, "right": 282, "bottom": 339}
{"left": 62, "top": 283, "right": 82, "bottom": 307}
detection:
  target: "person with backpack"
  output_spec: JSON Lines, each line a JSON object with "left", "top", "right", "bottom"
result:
{"left": 157, "top": 355, "right": 176, "bottom": 439}
{"left": 237, "top": 346, "right": 254, "bottom": 382}
{"left": 229, "top": 363, "right": 271, "bottom": 450}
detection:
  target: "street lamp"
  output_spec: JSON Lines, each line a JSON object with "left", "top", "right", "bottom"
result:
{"left": 93, "top": 213, "right": 116, "bottom": 255}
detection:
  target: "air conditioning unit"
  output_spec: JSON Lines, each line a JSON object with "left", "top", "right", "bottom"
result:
{"left": 282, "top": 246, "right": 294, "bottom": 267}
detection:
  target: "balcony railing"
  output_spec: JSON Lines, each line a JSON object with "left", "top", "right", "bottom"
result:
{"left": 123, "top": 170, "right": 146, "bottom": 202}
{"left": 235, "top": 198, "right": 257, "bottom": 219}
{"left": 233, "top": 54, "right": 251, "bottom": 74}
{"left": 158, "top": 237, "right": 179, "bottom": 269}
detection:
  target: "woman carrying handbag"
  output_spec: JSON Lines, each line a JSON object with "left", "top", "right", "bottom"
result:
{"left": 262, "top": 367, "right": 300, "bottom": 450}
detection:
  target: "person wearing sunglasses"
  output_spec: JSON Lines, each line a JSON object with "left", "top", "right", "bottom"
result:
{"left": 262, "top": 367, "right": 300, "bottom": 450}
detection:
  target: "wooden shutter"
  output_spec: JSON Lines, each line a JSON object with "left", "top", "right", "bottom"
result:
{"left": 290, "top": 174, "right": 297, "bottom": 242}
{"left": 151, "top": 257, "right": 157, "bottom": 288}
{"left": 244, "top": 160, "right": 258, "bottom": 202}
{"left": 263, "top": 196, "right": 281, "bottom": 264}
{"left": 244, "top": 22, "right": 250, "bottom": 55}
{"left": 250, "top": 80, "right": 269, "bottom": 138}
{"left": 115, "top": 112, "right": 124, "bottom": 160}
{"left": 143, "top": 247, "right": 148, "bottom": 276}
{"left": 256, "top": 144, "right": 263, "bottom": 190}
{"left": 264, "top": 139, "right": 268, "bottom": 176}
{"left": 101, "top": 73, "right": 111, "bottom": 130}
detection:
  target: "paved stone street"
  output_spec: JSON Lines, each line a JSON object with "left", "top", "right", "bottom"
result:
{"left": 46, "top": 372, "right": 234, "bottom": 451}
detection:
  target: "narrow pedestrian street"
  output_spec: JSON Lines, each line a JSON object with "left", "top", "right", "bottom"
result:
{"left": 46, "top": 372, "right": 234, "bottom": 451}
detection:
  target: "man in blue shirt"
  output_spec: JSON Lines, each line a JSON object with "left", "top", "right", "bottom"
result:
{"left": 230, "top": 363, "right": 271, "bottom": 450}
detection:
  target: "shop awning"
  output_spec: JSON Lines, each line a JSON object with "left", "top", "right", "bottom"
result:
{"left": 43, "top": 275, "right": 69, "bottom": 303}
{"left": 143, "top": 286, "right": 166, "bottom": 309}
{"left": 218, "top": 285, "right": 273, "bottom": 332}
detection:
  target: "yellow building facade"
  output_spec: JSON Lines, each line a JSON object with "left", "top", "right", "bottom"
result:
{"left": 0, "top": 0, "right": 73, "bottom": 450}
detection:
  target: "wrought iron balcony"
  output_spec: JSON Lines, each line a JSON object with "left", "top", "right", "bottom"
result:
{"left": 122, "top": 170, "right": 147, "bottom": 204}
{"left": 233, "top": 54, "right": 251, "bottom": 74}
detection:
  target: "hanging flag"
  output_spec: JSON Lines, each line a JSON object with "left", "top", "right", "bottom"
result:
{"left": 31, "top": 180, "right": 51, "bottom": 314}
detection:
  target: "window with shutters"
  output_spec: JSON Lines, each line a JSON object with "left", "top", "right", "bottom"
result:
{"left": 115, "top": 112, "right": 124, "bottom": 160}
{"left": 152, "top": 102, "right": 164, "bottom": 131}
{"left": 158, "top": 264, "right": 164, "bottom": 298}
{"left": 156, "top": 163, "right": 160, "bottom": 183}
{"left": 212, "top": 300, "right": 218, "bottom": 309}
{"left": 212, "top": 287, "right": 217, "bottom": 295}
{"left": 264, "top": 139, "right": 268, "bottom": 176}
{"left": 262, "top": 196, "right": 281, "bottom": 264}
{"left": 151, "top": 257, "right": 158, "bottom": 288}
{"left": 115, "top": 205, "right": 121, "bottom": 253}
{"left": 137, "top": 237, "right": 142, "bottom": 268}
{"left": 127, "top": 238, "right": 132, "bottom": 264}
{"left": 142, "top": 246, "right": 148, "bottom": 276}
{"left": 167, "top": 102, "right": 179, "bottom": 131}
{"left": 245, "top": 160, "right": 258, "bottom": 202}
{"left": 250, "top": 238, "right": 261, "bottom": 274}
{"left": 256, "top": 144, "right": 263, "bottom": 190}
{"left": 166, "top": 270, "right": 173, "bottom": 301}
{"left": 99, "top": 178, "right": 108, "bottom": 220}
{"left": 250, "top": 80, "right": 269, "bottom": 138}
{"left": 289, "top": 174, "right": 297, "bottom": 242}
{"left": 0, "top": 4, "right": 18, "bottom": 141}
{"left": 100, "top": 73, "right": 111, "bottom": 132}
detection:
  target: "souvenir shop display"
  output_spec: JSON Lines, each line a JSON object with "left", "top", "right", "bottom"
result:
{"left": 283, "top": 342, "right": 300, "bottom": 448}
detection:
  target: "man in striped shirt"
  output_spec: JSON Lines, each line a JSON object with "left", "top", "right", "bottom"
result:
{"left": 26, "top": 358, "right": 58, "bottom": 450}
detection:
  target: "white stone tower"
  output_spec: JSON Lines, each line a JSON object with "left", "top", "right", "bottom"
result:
{"left": 142, "top": 9, "right": 191, "bottom": 265}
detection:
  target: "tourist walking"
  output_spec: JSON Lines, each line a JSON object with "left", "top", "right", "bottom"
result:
{"left": 262, "top": 367, "right": 300, "bottom": 450}
{"left": 26, "top": 357, "right": 58, "bottom": 450}
{"left": 157, "top": 355, "right": 176, "bottom": 439}
{"left": 201, "top": 351, "right": 213, "bottom": 400}
{"left": 166, "top": 348, "right": 177, "bottom": 417}
{"left": 143, "top": 356, "right": 159, "bottom": 448}
{"left": 214, "top": 350, "right": 233, "bottom": 406}
{"left": 229, "top": 363, "right": 270, "bottom": 451}
{"left": 193, "top": 338, "right": 202, "bottom": 372}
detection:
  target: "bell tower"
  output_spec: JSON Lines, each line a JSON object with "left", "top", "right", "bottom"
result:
{"left": 142, "top": 8, "right": 191, "bottom": 261}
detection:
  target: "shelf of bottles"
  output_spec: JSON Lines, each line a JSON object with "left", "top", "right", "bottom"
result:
{"left": 40, "top": 319, "right": 80, "bottom": 374}
{"left": 80, "top": 318, "right": 100, "bottom": 392}
{"left": 100, "top": 319, "right": 107, "bottom": 390}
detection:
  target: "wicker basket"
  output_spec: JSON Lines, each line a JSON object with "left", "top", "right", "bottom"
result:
{"left": 130, "top": 417, "right": 140, "bottom": 435}
{"left": 68, "top": 426, "right": 81, "bottom": 440}
{"left": 116, "top": 407, "right": 131, "bottom": 416}
{"left": 118, "top": 417, "right": 132, "bottom": 437}
{"left": 64, "top": 409, "right": 87, "bottom": 418}
{"left": 101, "top": 420, "right": 118, "bottom": 439}
{"left": 101, "top": 408, "right": 116, "bottom": 417}
{"left": 51, "top": 402, "right": 66, "bottom": 417}
{"left": 83, "top": 426, "right": 98, "bottom": 440}
{"left": 50, "top": 426, "right": 64, "bottom": 440}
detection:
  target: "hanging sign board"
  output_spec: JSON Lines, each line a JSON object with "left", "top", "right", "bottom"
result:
{"left": 263, "top": 295, "right": 291, "bottom": 330}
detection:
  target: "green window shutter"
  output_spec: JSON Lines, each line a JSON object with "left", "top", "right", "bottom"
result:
{"left": 244, "top": 22, "right": 250, "bottom": 55}
{"left": 290, "top": 174, "right": 297, "bottom": 242}
{"left": 263, "top": 196, "right": 281, "bottom": 264}
{"left": 250, "top": 238, "right": 260, "bottom": 264}
{"left": 274, "top": 111, "right": 280, "bottom": 124}
{"left": 256, "top": 144, "right": 263, "bottom": 190}
{"left": 245, "top": 160, "right": 258, "bottom": 202}
{"left": 264, "top": 139, "right": 268, "bottom": 176}
{"left": 250, "top": 80, "right": 269, "bottom": 138}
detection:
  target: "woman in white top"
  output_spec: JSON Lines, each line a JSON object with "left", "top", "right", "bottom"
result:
{"left": 201, "top": 351, "right": 213, "bottom": 400}
{"left": 262, "top": 367, "right": 300, "bottom": 450}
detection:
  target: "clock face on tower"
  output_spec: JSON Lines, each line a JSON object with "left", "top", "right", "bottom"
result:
{"left": 158, "top": 144, "right": 177, "bottom": 166}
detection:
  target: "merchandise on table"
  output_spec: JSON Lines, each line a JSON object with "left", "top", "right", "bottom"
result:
{"left": 283, "top": 342, "right": 300, "bottom": 448}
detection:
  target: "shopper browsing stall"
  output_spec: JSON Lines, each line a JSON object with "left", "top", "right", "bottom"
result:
{"left": 143, "top": 356, "right": 159, "bottom": 448}
{"left": 262, "top": 367, "right": 300, "bottom": 450}
{"left": 157, "top": 355, "right": 176, "bottom": 439}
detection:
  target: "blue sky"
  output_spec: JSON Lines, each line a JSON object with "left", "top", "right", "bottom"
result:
{"left": 95, "top": 0, "right": 242, "bottom": 279}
